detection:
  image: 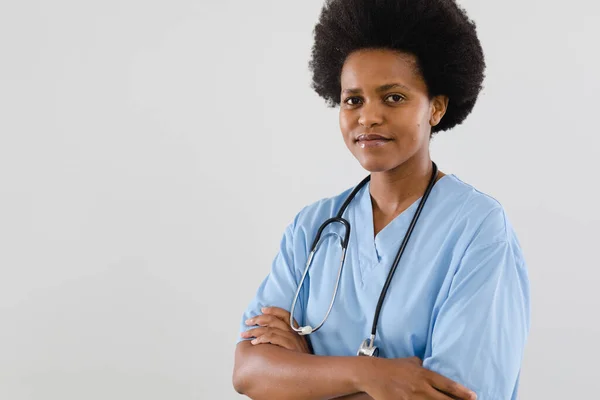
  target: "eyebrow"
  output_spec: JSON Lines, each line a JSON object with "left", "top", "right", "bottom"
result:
{"left": 342, "top": 83, "right": 410, "bottom": 95}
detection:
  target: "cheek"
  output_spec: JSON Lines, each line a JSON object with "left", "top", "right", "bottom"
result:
{"left": 339, "top": 112, "right": 355, "bottom": 139}
{"left": 419, "top": 103, "right": 432, "bottom": 125}
{"left": 393, "top": 105, "right": 430, "bottom": 135}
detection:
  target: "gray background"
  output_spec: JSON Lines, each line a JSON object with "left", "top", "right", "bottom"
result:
{"left": 1, "top": 0, "right": 598, "bottom": 399}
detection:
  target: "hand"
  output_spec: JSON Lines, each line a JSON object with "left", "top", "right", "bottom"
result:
{"left": 241, "top": 306, "right": 311, "bottom": 354}
{"left": 360, "top": 357, "right": 477, "bottom": 400}
{"left": 334, "top": 393, "right": 374, "bottom": 399}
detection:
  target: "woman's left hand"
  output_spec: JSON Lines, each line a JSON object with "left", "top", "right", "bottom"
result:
{"left": 241, "top": 306, "right": 311, "bottom": 354}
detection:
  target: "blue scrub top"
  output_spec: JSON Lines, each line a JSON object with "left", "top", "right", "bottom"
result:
{"left": 238, "top": 174, "right": 530, "bottom": 400}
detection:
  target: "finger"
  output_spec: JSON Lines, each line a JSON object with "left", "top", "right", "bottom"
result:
{"left": 251, "top": 328, "right": 308, "bottom": 352}
{"left": 240, "top": 326, "right": 271, "bottom": 339}
{"left": 247, "top": 314, "right": 292, "bottom": 332}
{"left": 427, "top": 371, "right": 477, "bottom": 400}
{"left": 242, "top": 326, "right": 297, "bottom": 340}
{"left": 425, "top": 386, "right": 456, "bottom": 400}
{"left": 261, "top": 306, "right": 300, "bottom": 328}
{"left": 251, "top": 329, "right": 297, "bottom": 350}
{"left": 407, "top": 356, "right": 423, "bottom": 366}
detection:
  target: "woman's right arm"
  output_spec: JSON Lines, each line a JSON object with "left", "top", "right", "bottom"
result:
{"left": 233, "top": 341, "right": 366, "bottom": 400}
{"left": 233, "top": 341, "right": 476, "bottom": 400}
{"left": 233, "top": 216, "right": 475, "bottom": 400}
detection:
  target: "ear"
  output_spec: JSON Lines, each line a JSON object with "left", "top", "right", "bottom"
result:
{"left": 429, "top": 95, "right": 449, "bottom": 127}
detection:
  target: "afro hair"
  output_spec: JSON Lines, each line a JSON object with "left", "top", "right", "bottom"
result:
{"left": 309, "top": 0, "right": 486, "bottom": 133}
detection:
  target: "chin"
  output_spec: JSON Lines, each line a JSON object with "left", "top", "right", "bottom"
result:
{"left": 357, "top": 159, "right": 395, "bottom": 173}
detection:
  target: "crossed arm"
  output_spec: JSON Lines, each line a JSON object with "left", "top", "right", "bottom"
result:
{"left": 235, "top": 226, "right": 529, "bottom": 399}
{"left": 233, "top": 340, "right": 371, "bottom": 400}
{"left": 232, "top": 307, "right": 476, "bottom": 400}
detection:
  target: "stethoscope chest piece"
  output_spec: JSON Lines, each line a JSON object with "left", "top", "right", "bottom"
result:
{"left": 357, "top": 336, "right": 379, "bottom": 357}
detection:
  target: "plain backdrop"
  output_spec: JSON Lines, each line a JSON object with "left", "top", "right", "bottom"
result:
{"left": 1, "top": 0, "right": 599, "bottom": 399}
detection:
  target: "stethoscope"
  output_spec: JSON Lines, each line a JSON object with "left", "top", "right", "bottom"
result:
{"left": 289, "top": 161, "right": 439, "bottom": 357}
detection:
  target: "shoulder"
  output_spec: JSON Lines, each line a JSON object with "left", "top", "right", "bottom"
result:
{"left": 289, "top": 185, "right": 356, "bottom": 231}
{"left": 279, "top": 179, "right": 367, "bottom": 248}
{"left": 442, "top": 174, "right": 519, "bottom": 250}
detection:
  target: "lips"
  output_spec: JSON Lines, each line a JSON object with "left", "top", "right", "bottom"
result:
{"left": 355, "top": 133, "right": 392, "bottom": 149}
{"left": 355, "top": 133, "right": 392, "bottom": 142}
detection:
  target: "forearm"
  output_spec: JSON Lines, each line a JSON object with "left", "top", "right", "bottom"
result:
{"left": 233, "top": 341, "right": 369, "bottom": 400}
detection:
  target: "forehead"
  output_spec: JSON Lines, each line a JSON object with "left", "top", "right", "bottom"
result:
{"left": 340, "top": 49, "right": 425, "bottom": 91}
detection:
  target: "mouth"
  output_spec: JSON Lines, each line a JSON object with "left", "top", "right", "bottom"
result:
{"left": 355, "top": 133, "right": 392, "bottom": 148}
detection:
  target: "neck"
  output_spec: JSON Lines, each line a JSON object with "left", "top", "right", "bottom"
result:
{"left": 369, "top": 156, "right": 443, "bottom": 216}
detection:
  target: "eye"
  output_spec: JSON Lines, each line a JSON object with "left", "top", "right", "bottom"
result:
{"left": 343, "top": 96, "right": 362, "bottom": 106}
{"left": 385, "top": 94, "right": 405, "bottom": 103}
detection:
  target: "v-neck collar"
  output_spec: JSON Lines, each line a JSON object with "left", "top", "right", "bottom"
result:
{"left": 350, "top": 175, "right": 452, "bottom": 269}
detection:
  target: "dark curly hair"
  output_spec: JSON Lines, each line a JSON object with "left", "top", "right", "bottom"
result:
{"left": 309, "top": 0, "right": 486, "bottom": 133}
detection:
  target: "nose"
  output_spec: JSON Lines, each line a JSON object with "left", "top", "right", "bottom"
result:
{"left": 358, "top": 101, "right": 384, "bottom": 128}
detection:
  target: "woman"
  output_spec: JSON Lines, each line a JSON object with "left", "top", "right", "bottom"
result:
{"left": 233, "top": 0, "right": 530, "bottom": 399}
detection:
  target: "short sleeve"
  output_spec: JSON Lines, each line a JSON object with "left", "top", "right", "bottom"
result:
{"left": 422, "top": 213, "right": 531, "bottom": 399}
{"left": 237, "top": 219, "right": 305, "bottom": 343}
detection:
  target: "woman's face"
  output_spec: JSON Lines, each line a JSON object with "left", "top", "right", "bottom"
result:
{"left": 339, "top": 48, "right": 448, "bottom": 174}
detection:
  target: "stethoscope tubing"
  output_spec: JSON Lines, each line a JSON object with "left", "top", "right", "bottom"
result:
{"left": 289, "top": 162, "right": 439, "bottom": 354}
